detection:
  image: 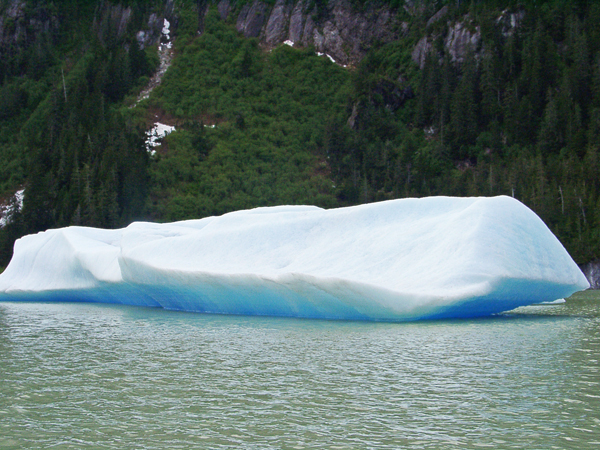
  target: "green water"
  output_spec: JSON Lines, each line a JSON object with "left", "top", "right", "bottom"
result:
{"left": 1, "top": 292, "right": 599, "bottom": 449}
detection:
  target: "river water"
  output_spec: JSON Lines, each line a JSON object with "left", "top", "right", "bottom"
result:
{"left": 1, "top": 292, "right": 599, "bottom": 449}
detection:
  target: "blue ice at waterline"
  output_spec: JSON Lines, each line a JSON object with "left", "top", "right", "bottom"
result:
{"left": 0, "top": 196, "right": 589, "bottom": 321}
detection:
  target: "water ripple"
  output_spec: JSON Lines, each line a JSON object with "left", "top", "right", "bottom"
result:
{"left": 1, "top": 295, "right": 599, "bottom": 449}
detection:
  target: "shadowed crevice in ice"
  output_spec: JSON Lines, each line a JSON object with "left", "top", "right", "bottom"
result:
{"left": 0, "top": 197, "right": 589, "bottom": 321}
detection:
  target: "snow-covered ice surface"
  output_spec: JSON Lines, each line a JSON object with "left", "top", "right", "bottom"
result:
{"left": 0, "top": 197, "right": 589, "bottom": 321}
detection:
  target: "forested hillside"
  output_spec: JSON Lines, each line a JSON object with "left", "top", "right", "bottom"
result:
{"left": 0, "top": 0, "right": 599, "bottom": 272}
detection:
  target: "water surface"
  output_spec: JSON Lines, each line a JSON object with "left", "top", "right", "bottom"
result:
{"left": 1, "top": 292, "right": 599, "bottom": 449}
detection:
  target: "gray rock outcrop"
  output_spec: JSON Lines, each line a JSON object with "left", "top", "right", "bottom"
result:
{"left": 426, "top": 5, "right": 448, "bottom": 28}
{"left": 288, "top": 1, "right": 305, "bottom": 43}
{"left": 580, "top": 260, "right": 600, "bottom": 289}
{"left": 236, "top": 1, "right": 270, "bottom": 38}
{"left": 265, "top": 0, "right": 292, "bottom": 45}
{"left": 93, "top": 4, "right": 132, "bottom": 44}
{"left": 218, "top": 0, "right": 232, "bottom": 20}
{"left": 136, "top": 13, "right": 165, "bottom": 49}
{"left": 411, "top": 20, "right": 481, "bottom": 68}
{"left": 412, "top": 36, "right": 432, "bottom": 69}
{"left": 305, "top": 0, "right": 402, "bottom": 65}
{"left": 203, "top": 0, "right": 407, "bottom": 66}
{"left": 496, "top": 9, "right": 525, "bottom": 37}
{"left": 445, "top": 21, "right": 480, "bottom": 63}
{"left": 0, "top": 0, "right": 58, "bottom": 50}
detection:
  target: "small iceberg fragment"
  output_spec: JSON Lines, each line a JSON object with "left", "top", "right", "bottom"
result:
{"left": 0, "top": 197, "right": 589, "bottom": 321}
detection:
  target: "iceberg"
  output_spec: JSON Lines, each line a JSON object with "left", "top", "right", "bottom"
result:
{"left": 0, "top": 196, "right": 589, "bottom": 321}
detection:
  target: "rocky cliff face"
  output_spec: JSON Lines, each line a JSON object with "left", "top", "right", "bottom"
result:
{"left": 208, "top": 0, "right": 407, "bottom": 66}
{"left": 1, "top": 0, "right": 528, "bottom": 75}
{"left": 580, "top": 260, "right": 600, "bottom": 290}
{"left": 94, "top": 1, "right": 175, "bottom": 49}
{"left": 194, "top": 1, "right": 524, "bottom": 69}
{"left": 0, "top": 0, "right": 473, "bottom": 70}
{"left": 0, "top": 0, "right": 173, "bottom": 54}
{"left": 411, "top": 7, "right": 524, "bottom": 69}
{"left": 0, "top": 0, "right": 58, "bottom": 50}
{"left": 411, "top": 17, "right": 481, "bottom": 69}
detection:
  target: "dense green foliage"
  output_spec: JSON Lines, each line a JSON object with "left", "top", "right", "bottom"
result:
{"left": 343, "top": 0, "right": 600, "bottom": 263}
{"left": 0, "top": 0, "right": 159, "bottom": 264}
{"left": 0, "top": 0, "right": 599, "bottom": 269}
{"left": 146, "top": 10, "right": 350, "bottom": 220}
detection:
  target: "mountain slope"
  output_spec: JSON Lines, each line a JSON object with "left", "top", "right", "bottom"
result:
{"left": 0, "top": 0, "right": 599, "bottom": 275}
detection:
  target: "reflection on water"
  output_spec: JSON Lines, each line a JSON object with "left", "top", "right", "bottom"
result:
{"left": 1, "top": 292, "right": 599, "bottom": 449}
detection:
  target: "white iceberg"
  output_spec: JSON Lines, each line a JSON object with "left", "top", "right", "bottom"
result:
{"left": 0, "top": 197, "right": 589, "bottom": 321}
